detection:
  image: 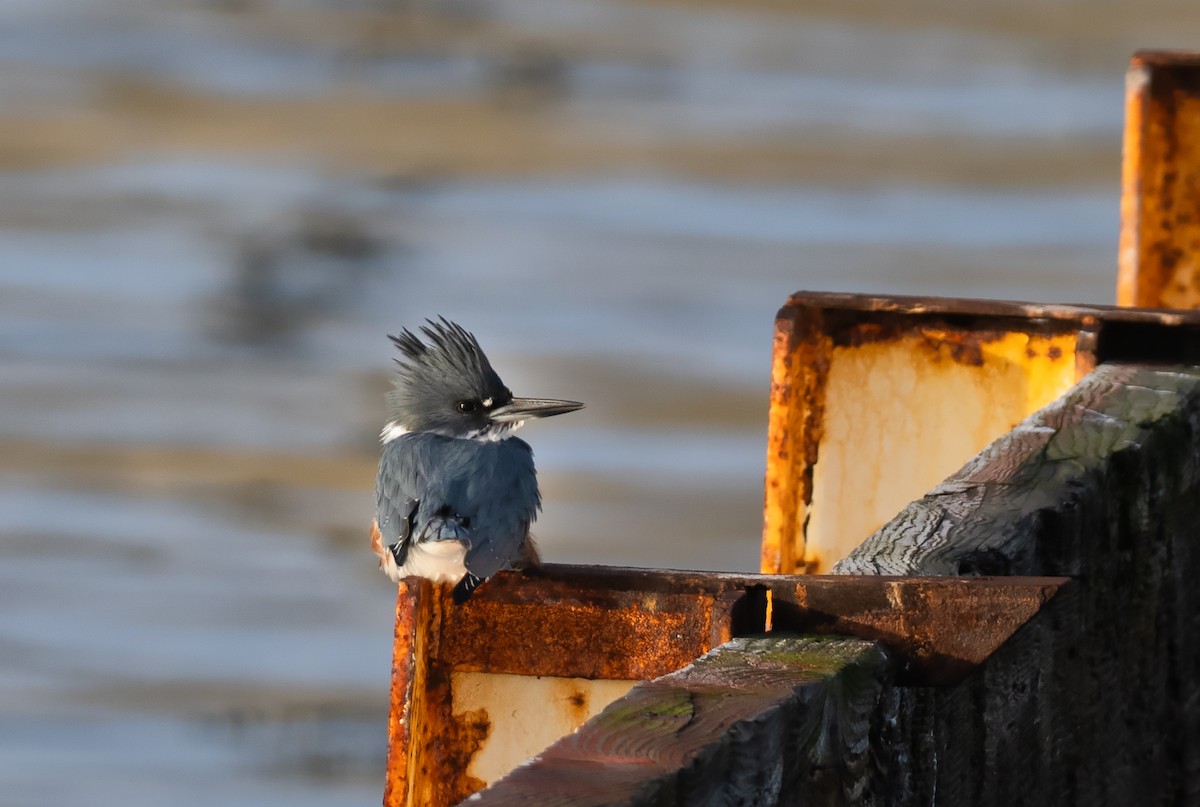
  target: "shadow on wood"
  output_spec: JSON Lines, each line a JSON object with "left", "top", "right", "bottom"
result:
{"left": 834, "top": 363, "right": 1200, "bottom": 804}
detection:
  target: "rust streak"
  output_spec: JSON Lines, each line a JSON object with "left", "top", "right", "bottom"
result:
{"left": 1118, "top": 50, "right": 1200, "bottom": 309}
{"left": 762, "top": 302, "right": 831, "bottom": 574}
{"left": 384, "top": 578, "right": 432, "bottom": 807}
{"left": 442, "top": 706, "right": 491, "bottom": 801}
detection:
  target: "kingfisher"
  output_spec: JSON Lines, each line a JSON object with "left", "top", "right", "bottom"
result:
{"left": 370, "top": 318, "right": 583, "bottom": 603}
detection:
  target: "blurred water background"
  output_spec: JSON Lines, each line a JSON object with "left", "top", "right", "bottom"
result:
{"left": 3, "top": 1, "right": 1198, "bottom": 804}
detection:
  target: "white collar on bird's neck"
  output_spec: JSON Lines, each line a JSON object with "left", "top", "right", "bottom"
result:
{"left": 379, "top": 420, "right": 524, "bottom": 444}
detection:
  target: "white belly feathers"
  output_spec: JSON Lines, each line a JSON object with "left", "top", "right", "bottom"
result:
{"left": 393, "top": 540, "right": 469, "bottom": 584}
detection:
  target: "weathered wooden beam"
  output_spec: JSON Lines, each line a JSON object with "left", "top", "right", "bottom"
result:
{"left": 465, "top": 636, "right": 892, "bottom": 807}
{"left": 763, "top": 291, "right": 1200, "bottom": 576}
{"left": 1118, "top": 50, "right": 1200, "bottom": 308}
{"left": 832, "top": 362, "right": 1200, "bottom": 805}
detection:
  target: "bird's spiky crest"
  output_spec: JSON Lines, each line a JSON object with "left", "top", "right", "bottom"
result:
{"left": 388, "top": 317, "right": 494, "bottom": 389}
{"left": 384, "top": 318, "right": 507, "bottom": 433}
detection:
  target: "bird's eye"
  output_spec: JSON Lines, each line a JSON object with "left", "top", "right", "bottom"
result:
{"left": 456, "top": 400, "right": 479, "bottom": 414}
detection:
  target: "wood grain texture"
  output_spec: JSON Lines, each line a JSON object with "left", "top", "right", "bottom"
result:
{"left": 834, "top": 362, "right": 1200, "bottom": 805}
{"left": 465, "top": 636, "right": 892, "bottom": 807}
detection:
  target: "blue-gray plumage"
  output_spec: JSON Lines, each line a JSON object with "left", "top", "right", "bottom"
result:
{"left": 371, "top": 318, "right": 582, "bottom": 603}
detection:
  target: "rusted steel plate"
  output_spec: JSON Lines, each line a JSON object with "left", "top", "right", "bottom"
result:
{"left": 765, "top": 293, "right": 1089, "bottom": 576}
{"left": 763, "top": 304, "right": 831, "bottom": 577}
{"left": 384, "top": 566, "right": 769, "bottom": 806}
{"left": 1119, "top": 50, "right": 1200, "bottom": 309}
{"left": 435, "top": 565, "right": 770, "bottom": 679}
{"left": 769, "top": 575, "right": 1068, "bottom": 686}
{"left": 763, "top": 291, "right": 1200, "bottom": 577}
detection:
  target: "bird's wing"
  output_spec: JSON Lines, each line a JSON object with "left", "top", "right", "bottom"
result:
{"left": 375, "top": 440, "right": 421, "bottom": 566}
{"left": 451, "top": 437, "right": 541, "bottom": 580}
{"left": 377, "top": 434, "right": 541, "bottom": 583}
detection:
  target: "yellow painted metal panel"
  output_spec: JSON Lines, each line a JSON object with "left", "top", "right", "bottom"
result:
{"left": 452, "top": 672, "right": 637, "bottom": 785}
{"left": 805, "top": 331, "right": 1078, "bottom": 571}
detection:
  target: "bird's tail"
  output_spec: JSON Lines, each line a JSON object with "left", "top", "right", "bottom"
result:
{"left": 452, "top": 572, "right": 484, "bottom": 604}
{"left": 370, "top": 518, "right": 404, "bottom": 583}
{"left": 514, "top": 533, "right": 541, "bottom": 569}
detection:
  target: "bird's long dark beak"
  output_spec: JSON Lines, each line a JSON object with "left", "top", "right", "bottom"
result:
{"left": 489, "top": 397, "right": 584, "bottom": 422}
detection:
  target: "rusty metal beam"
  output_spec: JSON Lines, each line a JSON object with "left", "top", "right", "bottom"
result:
{"left": 435, "top": 565, "right": 766, "bottom": 680}
{"left": 383, "top": 566, "right": 768, "bottom": 807}
{"left": 1119, "top": 50, "right": 1200, "bottom": 308}
{"left": 383, "top": 577, "right": 442, "bottom": 807}
{"left": 383, "top": 565, "right": 1066, "bottom": 804}
{"left": 763, "top": 291, "right": 1200, "bottom": 577}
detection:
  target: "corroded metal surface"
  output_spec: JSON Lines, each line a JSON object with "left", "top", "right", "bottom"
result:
{"left": 762, "top": 304, "right": 830, "bottom": 576}
{"left": 763, "top": 293, "right": 1088, "bottom": 575}
{"left": 762, "top": 291, "right": 1200, "bottom": 577}
{"left": 769, "top": 290, "right": 1200, "bottom": 324}
{"left": 383, "top": 577, "right": 433, "bottom": 807}
{"left": 1119, "top": 50, "right": 1200, "bottom": 309}
{"left": 384, "top": 564, "right": 1065, "bottom": 804}
{"left": 384, "top": 565, "right": 768, "bottom": 806}
{"left": 436, "top": 565, "right": 767, "bottom": 679}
